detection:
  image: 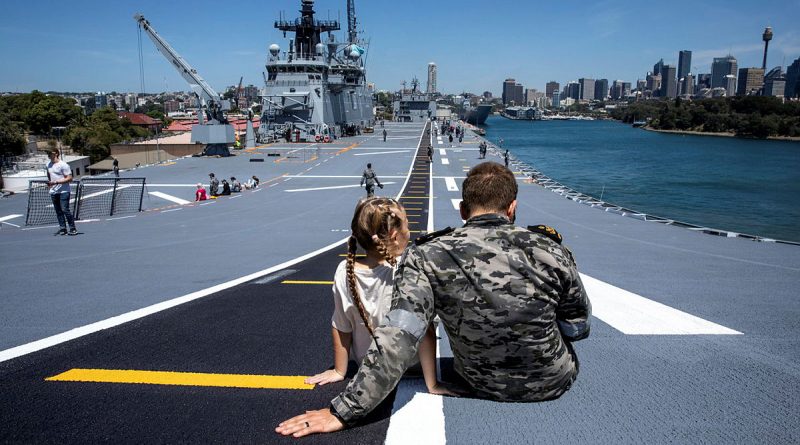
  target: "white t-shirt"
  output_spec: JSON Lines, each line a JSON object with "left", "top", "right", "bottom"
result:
{"left": 47, "top": 160, "right": 72, "bottom": 195}
{"left": 331, "top": 259, "right": 395, "bottom": 363}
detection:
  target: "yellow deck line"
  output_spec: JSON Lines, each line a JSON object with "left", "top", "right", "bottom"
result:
{"left": 46, "top": 369, "right": 314, "bottom": 390}
{"left": 281, "top": 280, "right": 335, "bottom": 285}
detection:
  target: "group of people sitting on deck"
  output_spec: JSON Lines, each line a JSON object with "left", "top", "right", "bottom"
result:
{"left": 196, "top": 173, "right": 260, "bottom": 201}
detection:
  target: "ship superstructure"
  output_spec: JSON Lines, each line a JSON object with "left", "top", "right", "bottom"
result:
{"left": 258, "top": 0, "right": 374, "bottom": 143}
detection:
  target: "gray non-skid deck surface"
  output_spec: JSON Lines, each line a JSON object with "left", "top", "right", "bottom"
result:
{"left": 1, "top": 121, "right": 799, "bottom": 443}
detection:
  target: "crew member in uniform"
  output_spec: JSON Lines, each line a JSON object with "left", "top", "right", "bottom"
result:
{"left": 359, "top": 163, "right": 383, "bottom": 198}
{"left": 277, "top": 161, "right": 591, "bottom": 437}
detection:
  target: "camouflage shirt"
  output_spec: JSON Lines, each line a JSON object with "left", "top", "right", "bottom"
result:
{"left": 331, "top": 213, "right": 591, "bottom": 424}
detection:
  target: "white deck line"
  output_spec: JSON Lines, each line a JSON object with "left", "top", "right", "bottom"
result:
{"left": 353, "top": 150, "right": 412, "bottom": 156}
{"left": 444, "top": 177, "right": 458, "bottom": 192}
{"left": 285, "top": 182, "right": 396, "bottom": 193}
{"left": 148, "top": 191, "right": 190, "bottom": 205}
{"left": 441, "top": 158, "right": 449, "bottom": 165}
{"left": 439, "top": 149, "right": 447, "bottom": 156}
{"left": 0, "top": 236, "right": 352, "bottom": 363}
{"left": 0, "top": 214, "right": 23, "bottom": 223}
{"left": 581, "top": 274, "right": 742, "bottom": 335}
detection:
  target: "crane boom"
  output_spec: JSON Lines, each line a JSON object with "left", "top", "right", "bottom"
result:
{"left": 134, "top": 13, "right": 230, "bottom": 125}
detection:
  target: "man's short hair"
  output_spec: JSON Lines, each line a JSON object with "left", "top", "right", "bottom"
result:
{"left": 462, "top": 162, "right": 517, "bottom": 213}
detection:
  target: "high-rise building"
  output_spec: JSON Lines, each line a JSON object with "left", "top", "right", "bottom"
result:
{"left": 712, "top": 56, "right": 738, "bottom": 90}
{"left": 622, "top": 82, "right": 631, "bottom": 98}
{"left": 763, "top": 67, "right": 786, "bottom": 97}
{"left": 565, "top": 81, "right": 580, "bottom": 100}
{"left": 646, "top": 72, "right": 662, "bottom": 97}
{"left": 502, "top": 79, "right": 515, "bottom": 105}
{"left": 426, "top": 62, "right": 437, "bottom": 94}
{"left": 594, "top": 79, "right": 609, "bottom": 101}
{"left": 552, "top": 91, "right": 561, "bottom": 108}
{"left": 545, "top": 81, "right": 560, "bottom": 98}
{"left": 786, "top": 58, "right": 800, "bottom": 99}
{"left": 578, "top": 78, "right": 595, "bottom": 101}
{"left": 696, "top": 73, "right": 712, "bottom": 90}
{"left": 482, "top": 91, "right": 493, "bottom": 99}
{"left": 724, "top": 75, "right": 737, "bottom": 97}
{"left": 502, "top": 78, "right": 524, "bottom": 105}
{"left": 678, "top": 51, "right": 692, "bottom": 84}
{"left": 653, "top": 59, "right": 664, "bottom": 78}
{"left": 525, "top": 88, "right": 538, "bottom": 105}
{"left": 737, "top": 67, "right": 765, "bottom": 96}
{"left": 610, "top": 80, "right": 624, "bottom": 100}
{"left": 680, "top": 74, "right": 694, "bottom": 97}
{"left": 660, "top": 65, "right": 677, "bottom": 98}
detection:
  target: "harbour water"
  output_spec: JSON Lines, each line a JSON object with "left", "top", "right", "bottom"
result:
{"left": 484, "top": 116, "right": 800, "bottom": 242}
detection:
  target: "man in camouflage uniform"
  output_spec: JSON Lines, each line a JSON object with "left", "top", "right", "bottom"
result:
{"left": 277, "top": 161, "right": 591, "bottom": 437}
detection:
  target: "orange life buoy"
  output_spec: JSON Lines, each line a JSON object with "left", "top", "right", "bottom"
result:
{"left": 315, "top": 135, "right": 321, "bottom": 142}
{"left": 323, "top": 135, "right": 331, "bottom": 143}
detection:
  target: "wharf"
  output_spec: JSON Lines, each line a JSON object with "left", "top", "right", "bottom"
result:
{"left": 0, "top": 121, "right": 798, "bottom": 443}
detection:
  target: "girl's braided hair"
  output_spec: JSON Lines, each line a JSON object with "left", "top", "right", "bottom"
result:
{"left": 346, "top": 197, "right": 404, "bottom": 337}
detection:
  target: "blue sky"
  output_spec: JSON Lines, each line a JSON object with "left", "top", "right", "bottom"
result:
{"left": 1, "top": 0, "right": 798, "bottom": 95}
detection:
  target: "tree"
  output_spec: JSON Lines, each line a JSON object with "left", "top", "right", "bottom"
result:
{"left": 0, "top": 114, "right": 26, "bottom": 156}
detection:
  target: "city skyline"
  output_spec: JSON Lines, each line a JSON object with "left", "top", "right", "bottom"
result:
{"left": 0, "top": 0, "right": 798, "bottom": 95}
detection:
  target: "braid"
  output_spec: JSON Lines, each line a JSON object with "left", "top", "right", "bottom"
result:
{"left": 346, "top": 235, "right": 375, "bottom": 338}
{"left": 372, "top": 236, "right": 397, "bottom": 267}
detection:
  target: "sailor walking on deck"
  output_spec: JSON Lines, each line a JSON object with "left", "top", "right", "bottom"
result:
{"left": 360, "top": 163, "right": 383, "bottom": 198}
{"left": 382, "top": 129, "right": 387, "bottom": 142}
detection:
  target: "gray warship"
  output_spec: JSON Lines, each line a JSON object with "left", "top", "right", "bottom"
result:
{"left": 257, "top": 0, "right": 374, "bottom": 143}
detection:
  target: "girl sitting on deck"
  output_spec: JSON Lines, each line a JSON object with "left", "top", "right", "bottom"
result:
{"left": 305, "top": 197, "right": 450, "bottom": 395}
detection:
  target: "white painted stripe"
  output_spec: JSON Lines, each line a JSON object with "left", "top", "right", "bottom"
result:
{"left": 441, "top": 158, "right": 449, "bottom": 165}
{"left": 106, "top": 215, "right": 136, "bottom": 221}
{"left": 148, "top": 191, "right": 190, "bottom": 205}
{"left": 0, "top": 214, "right": 23, "bottom": 223}
{"left": 284, "top": 175, "right": 407, "bottom": 179}
{"left": 451, "top": 198, "right": 462, "bottom": 210}
{"left": 444, "top": 177, "right": 458, "bottom": 192}
{"left": 581, "top": 274, "right": 742, "bottom": 335}
{"left": 437, "top": 140, "right": 443, "bottom": 145}
{"left": 353, "top": 150, "right": 412, "bottom": 156}
{"left": 160, "top": 208, "right": 183, "bottom": 213}
{"left": 285, "top": 182, "right": 396, "bottom": 193}
{"left": 1, "top": 221, "right": 20, "bottom": 228}
{"left": 439, "top": 148, "right": 447, "bottom": 156}
{"left": 386, "top": 300, "right": 447, "bottom": 445}
{"left": 80, "top": 185, "right": 131, "bottom": 200}
{"left": 0, "top": 236, "right": 352, "bottom": 363}
{"left": 386, "top": 382, "right": 446, "bottom": 445}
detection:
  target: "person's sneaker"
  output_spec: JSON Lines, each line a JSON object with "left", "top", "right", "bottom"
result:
{"left": 68, "top": 228, "right": 78, "bottom": 236}
{"left": 54, "top": 228, "right": 67, "bottom": 236}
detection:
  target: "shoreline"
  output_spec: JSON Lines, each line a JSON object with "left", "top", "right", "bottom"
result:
{"left": 640, "top": 126, "right": 800, "bottom": 142}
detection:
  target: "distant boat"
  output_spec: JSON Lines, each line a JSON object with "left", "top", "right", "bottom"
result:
{"left": 632, "top": 120, "right": 647, "bottom": 128}
{"left": 460, "top": 103, "right": 492, "bottom": 125}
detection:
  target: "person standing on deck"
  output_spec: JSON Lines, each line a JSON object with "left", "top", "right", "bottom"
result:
{"left": 382, "top": 129, "right": 387, "bottom": 142}
{"left": 46, "top": 150, "right": 77, "bottom": 236}
{"left": 504, "top": 149, "right": 510, "bottom": 168}
{"left": 360, "top": 163, "right": 383, "bottom": 198}
{"left": 112, "top": 157, "right": 119, "bottom": 177}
